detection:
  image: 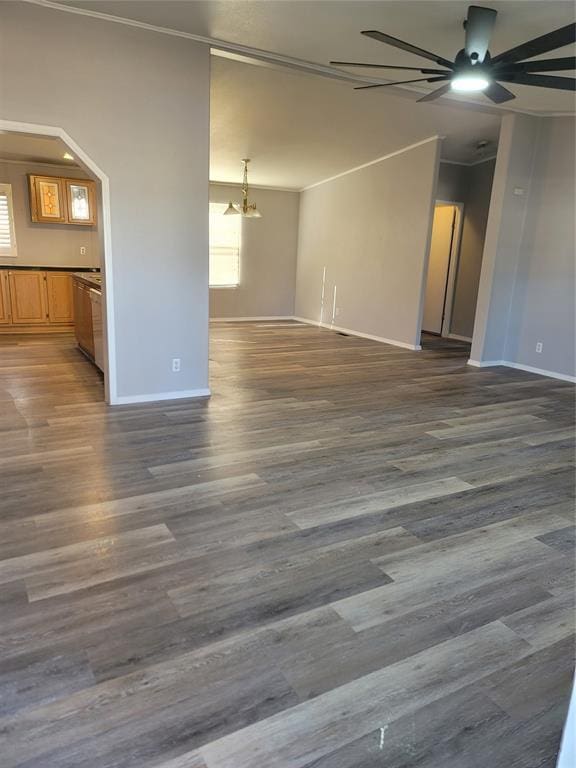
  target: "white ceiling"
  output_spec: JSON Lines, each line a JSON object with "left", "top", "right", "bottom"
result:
{"left": 0, "top": 133, "right": 79, "bottom": 166}
{"left": 25, "top": 1, "right": 575, "bottom": 187}
{"left": 62, "top": 0, "right": 576, "bottom": 113}
{"left": 210, "top": 57, "right": 501, "bottom": 188}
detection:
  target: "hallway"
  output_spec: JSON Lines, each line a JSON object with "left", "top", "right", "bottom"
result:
{"left": 0, "top": 322, "right": 574, "bottom": 767}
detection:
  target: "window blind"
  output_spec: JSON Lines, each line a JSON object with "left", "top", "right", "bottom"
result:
{"left": 0, "top": 184, "right": 17, "bottom": 257}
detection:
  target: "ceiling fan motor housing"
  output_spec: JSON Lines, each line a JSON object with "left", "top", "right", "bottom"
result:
{"left": 454, "top": 48, "right": 491, "bottom": 71}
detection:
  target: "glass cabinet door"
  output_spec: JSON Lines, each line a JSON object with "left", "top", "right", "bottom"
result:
{"left": 65, "top": 179, "right": 96, "bottom": 225}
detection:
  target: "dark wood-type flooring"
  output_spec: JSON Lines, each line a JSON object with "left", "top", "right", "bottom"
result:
{"left": 0, "top": 322, "right": 574, "bottom": 768}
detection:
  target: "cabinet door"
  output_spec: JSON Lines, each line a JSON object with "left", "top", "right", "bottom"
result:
{"left": 64, "top": 179, "right": 97, "bottom": 226}
{"left": 29, "top": 176, "right": 67, "bottom": 223}
{"left": 46, "top": 273, "right": 74, "bottom": 324}
{"left": 8, "top": 271, "right": 48, "bottom": 325}
{"left": 0, "top": 272, "right": 11, "bottom": 324}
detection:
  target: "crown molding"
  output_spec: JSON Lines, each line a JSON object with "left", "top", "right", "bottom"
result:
{"left": 300, "top": 136, "right": 442, "bottom": 192}
{"left": 210, "top": 180, "right": 298, "bottom": 193}
{"left": 0, "top": 156, "right": 81, "bottom": 170}
{"left": 440, "top": 155, "right": 497, "bottom": 167}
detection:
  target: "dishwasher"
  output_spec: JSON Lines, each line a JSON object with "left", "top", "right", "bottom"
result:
{"left": 89, "top": 288, "right": 104, "bottom": 371}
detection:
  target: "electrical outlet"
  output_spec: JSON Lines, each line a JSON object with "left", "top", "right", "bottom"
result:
{"left": 172, "top": 358, "right": 181, "bottom": 372}
{"left": 80, "top": 246, "right": 87, "bottom": 256}
{"left": 335, "top": 307, "right": 341, "bottom": 316}
{"left": 535, "top": 342, "right": 543, "bottom": 354}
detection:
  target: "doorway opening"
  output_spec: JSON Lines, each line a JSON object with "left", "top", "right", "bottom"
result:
{"left": 420, "top": 156, "right": 497, "bottom": 351}
{"left": 0, "top": 127, "right": 110, "bottom": 404}
{"left": 421, "top": 202, "right": 463, "bottom": 338}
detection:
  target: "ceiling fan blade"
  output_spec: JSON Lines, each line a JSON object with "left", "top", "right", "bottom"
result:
{"left": 492, "top": 23, "right": 576, "bottom": 66}
{"left": 484, "top": 81, "right": 516, "bottom": 103}
{"left": 465, "top": 5, "right": 497, "bottom": 63}
{"left": 330, "top": 61, "right": 449, "bottom": 74}
{"left": 361, "top": 30, "right": 454, "bottom": 69}
{"left": 494, "top": 56, "right": 576, "bottom": 73}
{"left": 354, "top": 76, "right": 448, "bottom": 91}
{"left": 497, "top": 73, "right": 576, "bottom": 91}
{"left": 417, "top": 83, "right": 453, "bottom": 102}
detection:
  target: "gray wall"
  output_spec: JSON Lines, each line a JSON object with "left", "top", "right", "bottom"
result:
{"left": 0, "top": 1, "right": 210, "bottom": 402}
{"left": 505, "top": 117, "right": 575, "bottom": 377}
{"left": 472, "top": 114, "right": 575, "bottom": 379}
{"left": 209, "top": 183, "right": 299, "bottom": 318}
{"left": 295, "top": 139, "right": 441, "bottom": 348}
{"left": 0, "top": 161, "right": 100, "bottom": 268}
{"left": 436, "top": 162, "right": 466, "bottom": 203}
{"left": 450, "top": 160, "right": 495, "bottom": 338}
{"left": 472, "top": 113, "right": 541, "bottom": 364}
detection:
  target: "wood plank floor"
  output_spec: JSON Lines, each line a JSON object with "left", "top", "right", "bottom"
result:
{"left": 0, "top": 323, "right": 574, "bottom": 768}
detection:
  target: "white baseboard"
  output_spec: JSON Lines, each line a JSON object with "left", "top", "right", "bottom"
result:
{"left": 504, "top": 361, "right": 576, "bottom": 383}
{"left": 467, "top": 359, "right": 506, "bottom": 368}
{"left": 210, "top": 316, "right": 295, "bottom": 322}
{"left": 468, "top": 358, "right": 575, "bottom": 383}
{"left": 293, "top": 316, "right": 421, "bottom": 351}
{"left": 111, "top": 388, "right": 211, "bottom": 405}
{"left": 448, "top": 333, "right": 472, "bottom": 342}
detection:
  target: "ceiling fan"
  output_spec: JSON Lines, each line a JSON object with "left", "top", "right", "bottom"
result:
{"left": 331, "top": 5, "right": 576, "bottom": 103}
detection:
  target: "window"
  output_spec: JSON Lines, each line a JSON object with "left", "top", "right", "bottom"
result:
{"left": 0, "top": 183, "right": 17, "bottom": 258}
{"left": 209, "top": 202, "right": 241, "bottom": 287}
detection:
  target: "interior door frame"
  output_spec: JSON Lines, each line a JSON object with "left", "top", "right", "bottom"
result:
{"left": 434, "top": 199, "right": 464, "bottom": 338}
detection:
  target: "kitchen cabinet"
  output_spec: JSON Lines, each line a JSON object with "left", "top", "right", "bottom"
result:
{"left": 46, "top": 272, "right": 74, "bottom": 324}
{"left": 0, "top": 269, "right": 79, "bottom": 332}
{"left": 28, "top": 176, "right": 67, "bottom": 223}
{"left": 8, "top": 271, "right": 48, "bottom": 324}
{"left": 0, "top": 271, "right": 10, "bottom": 324}
{"left": 72, "top": 278, "right": 95, "bottom": 357}
{"left": 29, "top": 175, "right": 97, "bottom": 226}
{"left": 64, "top": 179, "right": 97, "bottom": 226}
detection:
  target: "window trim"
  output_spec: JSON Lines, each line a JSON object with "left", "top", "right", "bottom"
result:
{"left": 209, "top": 202, "right": 241, "bottom": 289}
{"left": 0, "top": 182, "right": 18, "bottom": 259}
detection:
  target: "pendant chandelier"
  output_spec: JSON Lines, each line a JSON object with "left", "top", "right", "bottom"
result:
{"left": 224, "top": 159, "right": 262, "bottom": 218}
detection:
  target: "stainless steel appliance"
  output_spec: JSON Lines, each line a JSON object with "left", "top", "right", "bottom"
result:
{"left": 89, "top": 288, "right": 104, "bottom": 371}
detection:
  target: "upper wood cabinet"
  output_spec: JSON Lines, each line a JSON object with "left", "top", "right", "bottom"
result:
{"left": 64, "top": 179, "right": 96, "bottom": 225}
{"left": 0, "top": 271, "right": 11, "bottom": 324}
{"left": 46, "top": 272, "right": 74, "bottom": 324}
{"left": 28, "top": 175, "right": 97, "bottom": 226}
{"left": 29, "top": 176, "right": 67, "bottom": 223}
{"left": 7, "top": 271, "right": 48, "bottom": 325}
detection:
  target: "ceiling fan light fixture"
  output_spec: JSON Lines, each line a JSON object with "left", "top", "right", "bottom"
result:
{"left": 451, "top": 73, "right": 490, "bottom": 92}
{"left": 340, "top": 9, "right": 575, "bottom": 104}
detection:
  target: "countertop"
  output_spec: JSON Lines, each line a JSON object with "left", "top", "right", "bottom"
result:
{"left": 0, "top": 265, "right": 100, "bottom": 273}
{"left": 73, "top": 272, "right": 102, "bottom": 291}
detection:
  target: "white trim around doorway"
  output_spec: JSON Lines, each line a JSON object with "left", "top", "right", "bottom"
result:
{"left": 435, "top": 200, "right": 465, "bottom": 339}
{"left": 0, "top": 119, "right": 117, "bottom": 404}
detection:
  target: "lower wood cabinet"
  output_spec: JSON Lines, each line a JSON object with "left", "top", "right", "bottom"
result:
{"left": 0, "top": 272, "right": 10, "bottom": 324}
{"left": 7, "top": 271, "right": 49, "bottom": 324}
{"left": 46, "top": 272, "right": 74, "bottom": 324}
{"left": 0, "top": 270, "right": 75, "bottom": 331}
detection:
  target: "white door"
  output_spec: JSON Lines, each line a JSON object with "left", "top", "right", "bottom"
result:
{"left": 422, "top": 205, "right": 457, "bottom": 335}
